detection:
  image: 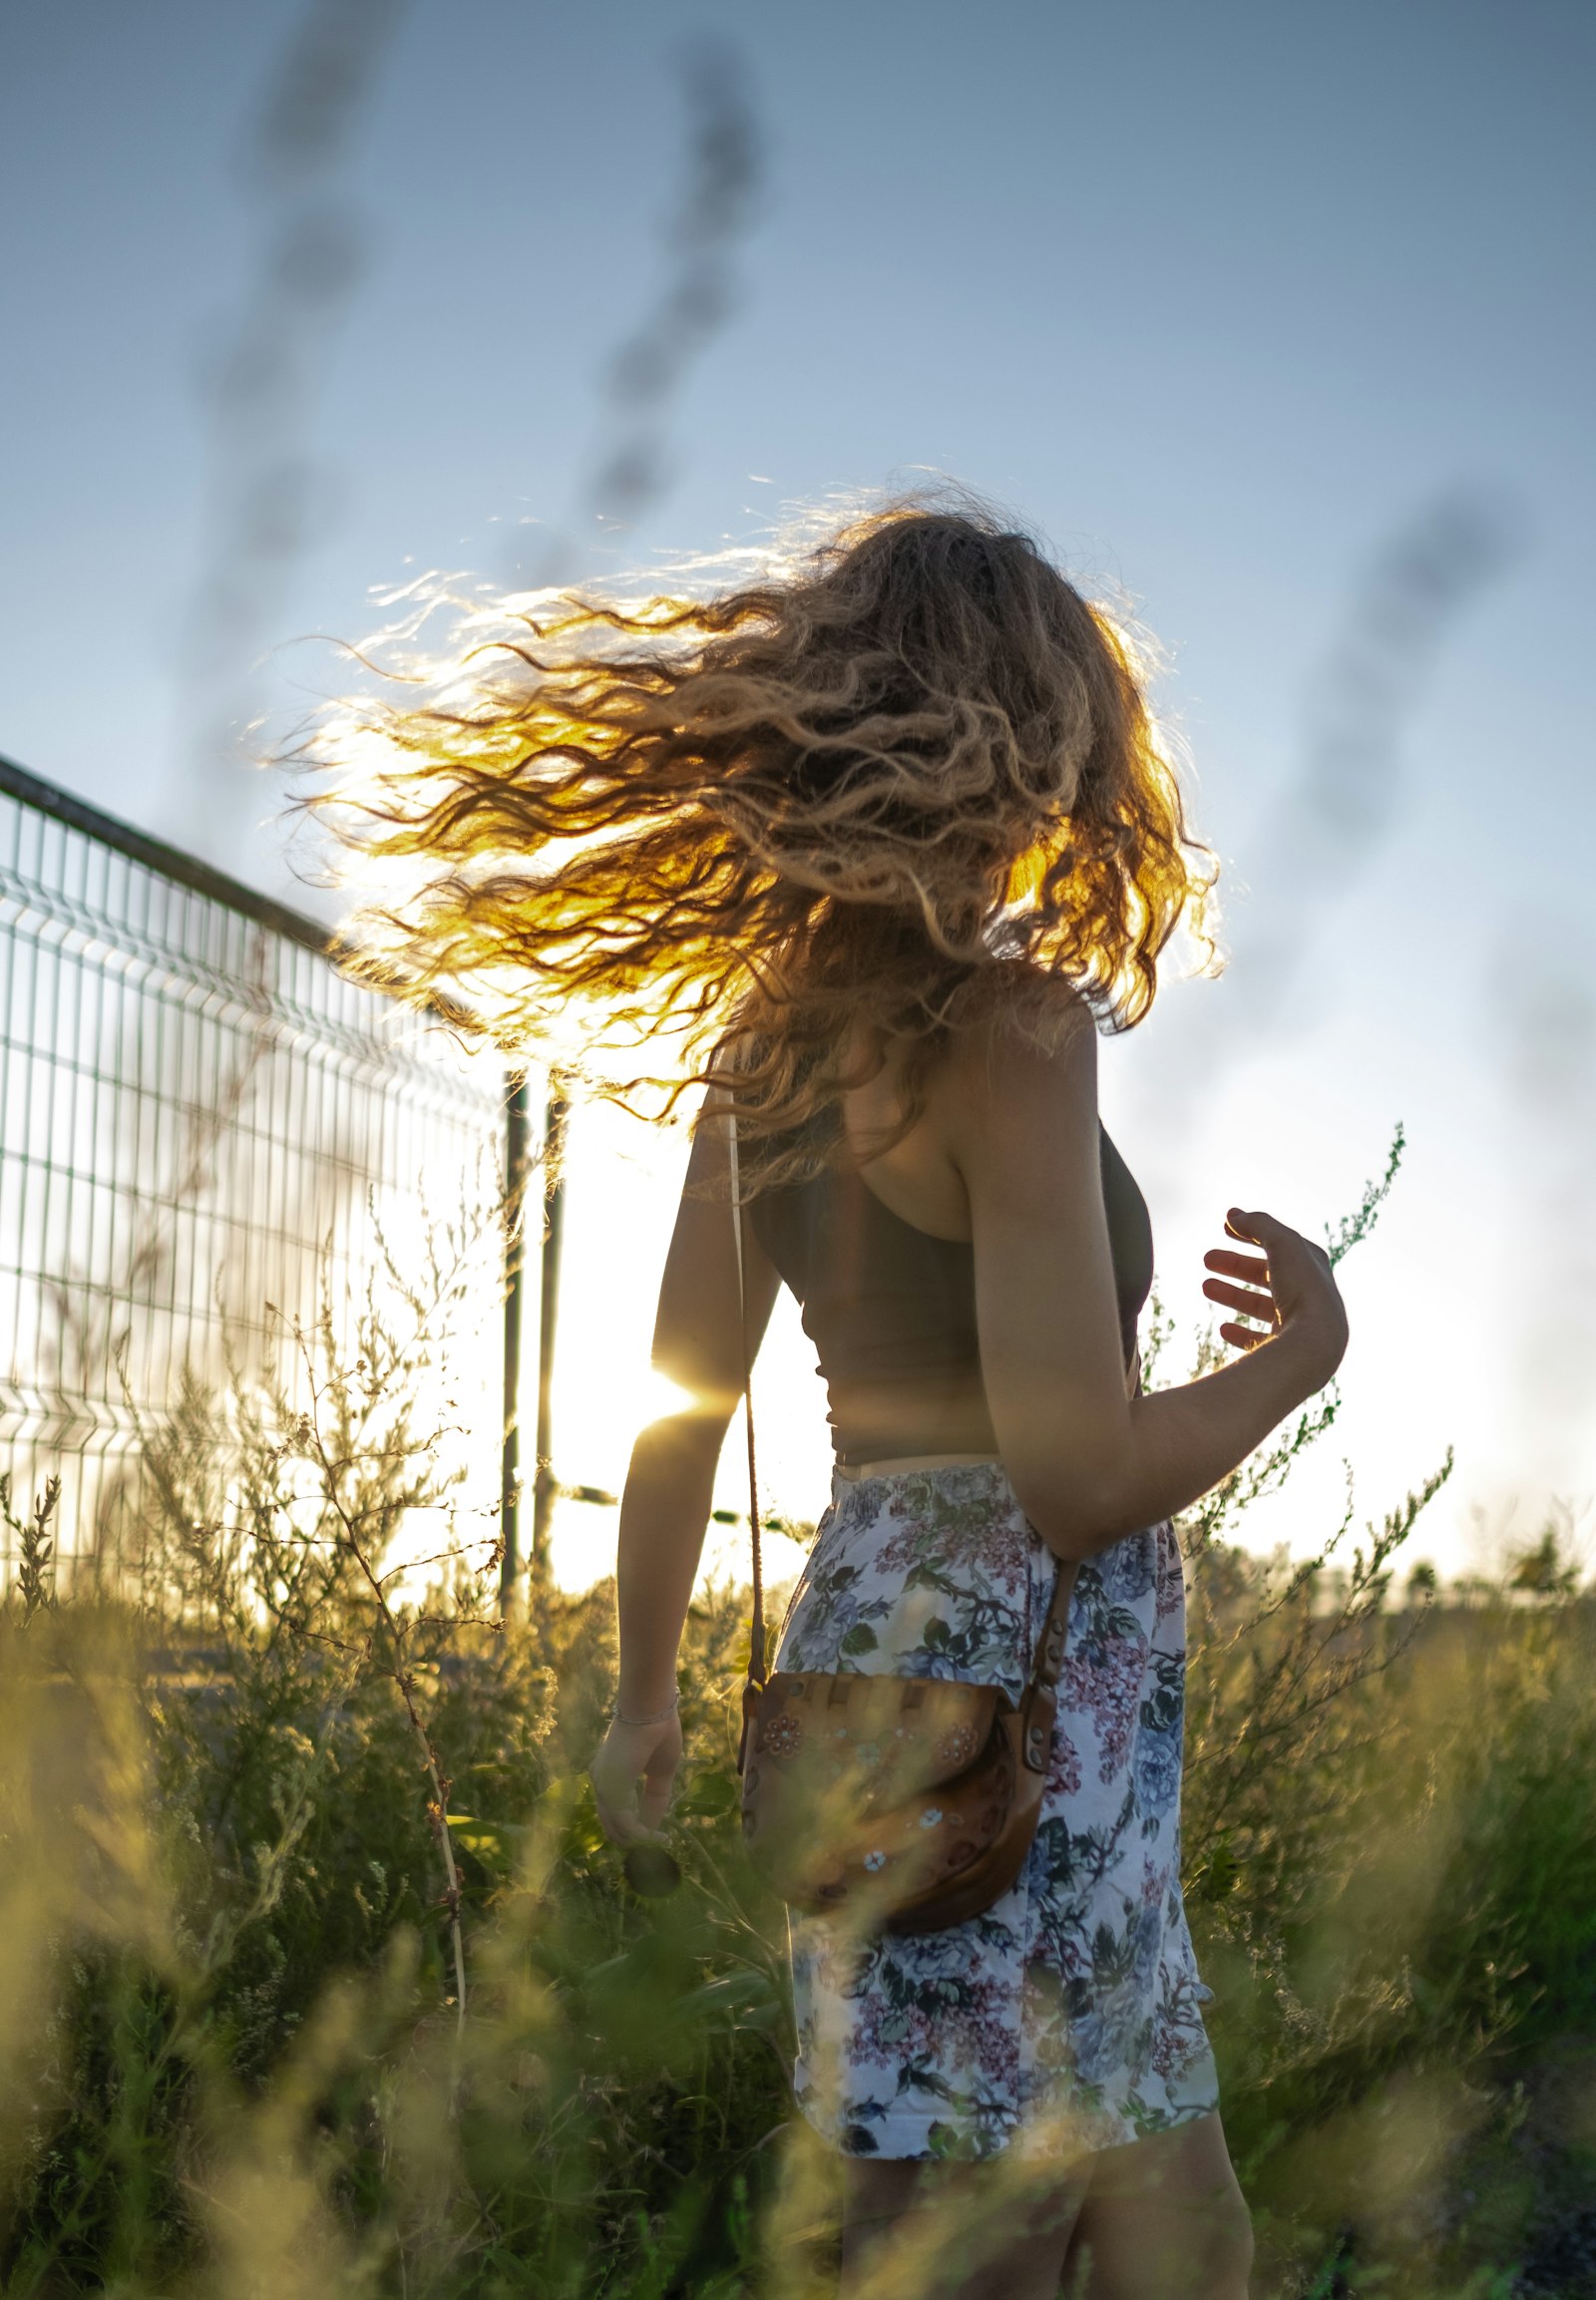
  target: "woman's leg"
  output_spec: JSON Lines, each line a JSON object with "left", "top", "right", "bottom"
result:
{"left": 840, "top": 2157, "right": 921, "bottom": 2291}
{"left": 836, "top": 2113, "right": 1248, "bottom": 2300}
{"left": 841, "top": 2155, "right": 1087, "bottom": 2300}
{"left": 1063, "top": 2111, "right": 1253, "bottom": 2300}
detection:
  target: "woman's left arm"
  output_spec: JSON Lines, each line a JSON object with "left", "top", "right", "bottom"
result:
{"left": 591, "top": 1110, "right": 780, "bottom": 1845}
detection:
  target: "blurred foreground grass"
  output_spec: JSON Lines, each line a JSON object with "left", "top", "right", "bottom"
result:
{"left": 0, "top": 1270, "right": 1592, "bottom": 2296}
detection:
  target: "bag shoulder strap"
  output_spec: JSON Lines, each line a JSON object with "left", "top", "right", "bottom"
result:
{"left": 728, "top": 1115, "right": 766, "bottom": 1698}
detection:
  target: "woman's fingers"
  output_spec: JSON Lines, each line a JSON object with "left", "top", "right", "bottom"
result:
{"left": 637, "top": 1768, "right": 675, "bottom": 1835}
{"left": 637, "top": 1725, "right": 682, "bottom": 1832}
{"left": 1223, "top": 1207, "right": 1299, "bottom": 1254}
{"left": 592, "top": 1780, "right": 639, "bottom": 1844}
{"left": 595, "top": 1782, "right": 663, "bottom": 1847}
{"left": 591, "top": 1720, "right": 680, "bottom": 1846}
{"left": 1204, "top": 1218, "right": 1279, "bottom": 1349}
{"left": 1225, "top": 1206, "right": 1272, "bottom": 1240}
{"left": 1211, "top": 1205, "right": 1349, "bottom": 1378}
{"left": 1202, "top": 1277, "right": 1276, "bottom": 1322}
{"left": 591, "top": 1760, "right": 648, "bottom": 1846}
{"left": 1203, "top": 1248, "right": 1270, "bottom": 1284}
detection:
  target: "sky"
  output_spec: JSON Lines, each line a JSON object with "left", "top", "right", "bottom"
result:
{"left": 2, "top": 0, "right": 1593, "bottom": 1587}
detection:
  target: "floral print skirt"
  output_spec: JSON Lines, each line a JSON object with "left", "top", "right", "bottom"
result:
{"left": 773, "top": 1461, "right": 1218, "bottom": 2161}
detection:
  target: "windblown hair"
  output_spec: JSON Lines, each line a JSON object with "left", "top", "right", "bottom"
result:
{"left": 307, "top": 499, "right": 1216, "bottom": 1167}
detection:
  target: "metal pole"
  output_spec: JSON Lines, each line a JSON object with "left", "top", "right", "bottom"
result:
{"left": 499, "top": 1071, "right": 533, "bottom": 1614}
{"left": 530, "top": 1078, "right": 571, "bottom": 1590}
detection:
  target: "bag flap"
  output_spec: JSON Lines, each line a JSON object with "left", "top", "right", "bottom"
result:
{"left": 753, "top": 1673, "right": 1007, "bottom": 1806}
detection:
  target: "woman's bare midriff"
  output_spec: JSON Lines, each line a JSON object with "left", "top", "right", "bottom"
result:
{"left": 834, "top": 1380, "right": 1000, "bottom": 1469}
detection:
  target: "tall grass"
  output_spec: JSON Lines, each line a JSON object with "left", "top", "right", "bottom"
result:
{"left": 0, "top": 1156, "right": 1592, "bottom": 2296}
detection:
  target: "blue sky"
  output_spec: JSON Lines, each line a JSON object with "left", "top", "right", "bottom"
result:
{"left": 3, "top": 0, "right": 1593, "bottom": 1580}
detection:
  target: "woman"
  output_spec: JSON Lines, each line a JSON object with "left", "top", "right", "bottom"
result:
{"left": 328, "top": 501, "right": 1346, "bottom": 2297}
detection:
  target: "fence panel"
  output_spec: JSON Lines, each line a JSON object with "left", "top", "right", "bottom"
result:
{"left": 0, "top": 755, "right": 511, "bottom": 1588}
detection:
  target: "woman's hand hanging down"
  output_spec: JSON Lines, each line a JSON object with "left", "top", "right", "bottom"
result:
{"left": 589, "top": 1107, "right": 782, "bottom": 1852}
{"left": 1201, "top": 1209, "right": 1348, "bottom": 1366}
{"left": 591, "top": 1708, "right": 684, "bottom": 1846}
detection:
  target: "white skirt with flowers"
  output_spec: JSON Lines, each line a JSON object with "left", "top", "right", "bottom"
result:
{"left": 772, "top": 1460, "right": 1218, "bottom": 2161}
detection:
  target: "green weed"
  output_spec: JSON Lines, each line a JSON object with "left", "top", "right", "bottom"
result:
{"left": 0, "top": 1139, "right": 1589, "bottom": 2296}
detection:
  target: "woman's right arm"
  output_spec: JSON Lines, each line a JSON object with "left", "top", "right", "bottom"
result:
{"left": 590, "top": 1109, "right": 780, "bottom": 1844}
{"left": 943, "top": 1008, "right": 1348, "bottom": 1559}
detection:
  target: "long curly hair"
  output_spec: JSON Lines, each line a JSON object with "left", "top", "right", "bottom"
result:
{"left": 306, "top": 497, "right": 1216, "bottom": 1170}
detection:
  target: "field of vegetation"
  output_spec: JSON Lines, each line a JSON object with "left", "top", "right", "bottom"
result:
{"left": 0, "top": 1176, "right": 1592, "bottom": 2298}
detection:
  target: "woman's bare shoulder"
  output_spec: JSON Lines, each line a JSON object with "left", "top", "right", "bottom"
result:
{"left": 915, "top": 976, "right": 1099, "bottom": 1205}
{"left": 935, "top": 970, "right": 1096, "bottom": 1107}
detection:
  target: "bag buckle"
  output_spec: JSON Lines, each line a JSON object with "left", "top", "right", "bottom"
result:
{"left": 1019, "top": 1687, "right": 1054, "bottom": 1774}
{"left": 737, "top": 1677, "right": 763, "bottom": 1774}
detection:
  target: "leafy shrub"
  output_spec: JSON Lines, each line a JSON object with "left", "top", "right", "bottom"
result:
{"left": 0, "top": 1144, "right": 1591, "bottom": 2296}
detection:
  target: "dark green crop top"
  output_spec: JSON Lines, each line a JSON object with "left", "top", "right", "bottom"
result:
{"left": 749, "top": 1122, "right": 1153, "bottom": 1467}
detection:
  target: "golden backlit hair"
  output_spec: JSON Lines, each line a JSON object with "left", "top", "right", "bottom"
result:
{"left": 306, "top": 497, "right": 1216, "bottom": 1166}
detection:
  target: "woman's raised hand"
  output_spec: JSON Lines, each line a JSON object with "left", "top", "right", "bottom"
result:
{"left": 590, "top": 1709, "right": 684, "bottom": 1847}
{"left": 1202, "top": 1209, "right": 1348, "bottom": 1382}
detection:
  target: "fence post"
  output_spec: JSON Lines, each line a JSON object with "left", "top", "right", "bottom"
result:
{"left": 530, "top": 1079, "right": 571, "bottom": 1590}
{"left": 499, "top": 1071, "right": 532, "bottom": 1614}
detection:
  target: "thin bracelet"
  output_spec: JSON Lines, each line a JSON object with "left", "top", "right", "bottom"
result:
{"left": 613, "top": 1689, "right": 680, "bottom": 1727}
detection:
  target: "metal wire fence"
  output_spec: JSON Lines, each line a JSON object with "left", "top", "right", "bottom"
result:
{"left": 0, "top": 754, "right": 513, "bottom": 1589}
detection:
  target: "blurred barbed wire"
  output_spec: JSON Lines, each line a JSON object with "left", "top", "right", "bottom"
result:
{"left": 174, "top": 0, "right": 412, "bottom": 868}
{"left": 1142, "top": 486, "right": 1524, "bottom": 1123}
{"left": 517, "top": 34, "right": 762, "bottom": 586}
{"left": 1273, "top": 488, "right": 1523, "bottom": 915}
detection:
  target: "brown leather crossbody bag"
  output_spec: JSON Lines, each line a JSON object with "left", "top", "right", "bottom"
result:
{"left": 728, "top": 1118, "right": 1078, "bottom": 1936}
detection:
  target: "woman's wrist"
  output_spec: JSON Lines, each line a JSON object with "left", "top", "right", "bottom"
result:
{"left": 616, "top": 1666, "right": 681, "bottom": 1718}
{"left": 1269, "top": 1316, "right": 1344, "bottom": 1398}
{"left": 613, "top": 1687, "right": 680, "bottom": 1727}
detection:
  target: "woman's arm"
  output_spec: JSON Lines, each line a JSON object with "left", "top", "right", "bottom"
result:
{"left": 944, "top": 1007, "right": 1348, "bottom": 1559}
{"left": 591, "top": 1111, "right": 780, "bottom": 1845}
